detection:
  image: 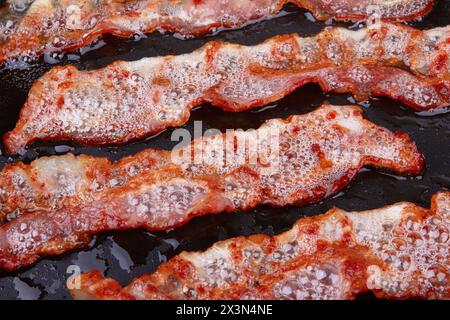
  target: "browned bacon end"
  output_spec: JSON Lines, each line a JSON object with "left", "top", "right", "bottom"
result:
{"left": 3, "top": 22, "right": 449, "bottom": 154}
{"left": 69, "top": 191, "right": 450, "bottom": 300}
{"left": 0, "top": 0, "right": 436, "bottom": 64}
{"left": 0, "top": 105, "right": 424, "bottom": 270}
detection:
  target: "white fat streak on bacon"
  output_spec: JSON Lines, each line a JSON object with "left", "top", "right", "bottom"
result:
{"left": 0, "top": 105, "right": 424, "bottom": 270}
{"left": 3, "top": 21, "right": 449, "bottom": 154}
{"left": 0, "top": 0, "right": 435, "bottom": 63}
{"left": 69, "top": 191, "right": 450, "bottom": 300}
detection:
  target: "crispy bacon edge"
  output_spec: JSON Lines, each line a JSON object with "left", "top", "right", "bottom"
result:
{"left": 68, "top": 191, "right": 450, "bottom": 300}
{"left": 0, "top": 0, "right": 436, "bottom": 63}
{"left": 3, "top": 21, "right": 449, "bottom": 154}
{"left": 0, "top": 105, "right": 424, "bottom": 270}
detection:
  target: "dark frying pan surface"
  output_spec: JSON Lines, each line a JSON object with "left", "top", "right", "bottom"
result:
{"left": 0, "top": 2, "right": 449, "bottom": 300}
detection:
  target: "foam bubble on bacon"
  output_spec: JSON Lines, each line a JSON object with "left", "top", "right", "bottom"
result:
{"left": 3, "top": 21, "right": 449, "bottom": 154}
{"left": 68, "top": 191, "right": 449, "bottom": 300}
{"left": 0, "top": 0, "right": 436, "bottom": 64}
{"left": 0, "top": 105, "right": 424, "bottom": 270}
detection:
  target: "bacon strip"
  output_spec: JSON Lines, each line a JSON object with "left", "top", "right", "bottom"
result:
{"left": 69, "top": 191, "right": 450, "bottom": 300}
{"left": 4, "top": 21, "right": 449, "bottom": 155}
{"left": 0, "top": 105, "right": 424, "bottom": 270}
{"left": 0, "top": 0, "right": 436, "bottom": 64}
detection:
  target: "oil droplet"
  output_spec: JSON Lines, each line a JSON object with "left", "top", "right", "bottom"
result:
{"left": 13, "top": 277, "right": 41, "bottom": 300}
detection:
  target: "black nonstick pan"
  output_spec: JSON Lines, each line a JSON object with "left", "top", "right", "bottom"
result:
{"left": 0, "top": 1, "right": 449, "bottom": 300}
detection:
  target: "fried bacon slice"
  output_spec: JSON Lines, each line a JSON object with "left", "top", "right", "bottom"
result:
{"left": 4, "top": 21, "right": 449, "bottom": 154}
{"left": 0, "top": 0, "right": 436, "bottom": 64}
{"left": 0, "top": 105, "right": 424, "bottom": 270}
{"left": 69, "top": 191, "right": 450, "bottom": 300}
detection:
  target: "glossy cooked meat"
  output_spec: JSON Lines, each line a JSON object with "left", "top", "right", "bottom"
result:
{"left": 4, "top": 21, "right": 449, "bottom": 154}
{"left": 69, "top": 191, "right": 450, "bottom": 300}
{"left": 0, "top": 0, "right": 436, "bottom": 64}
{"left": 0, "top": 105, "right": 424, "bottom": 270}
